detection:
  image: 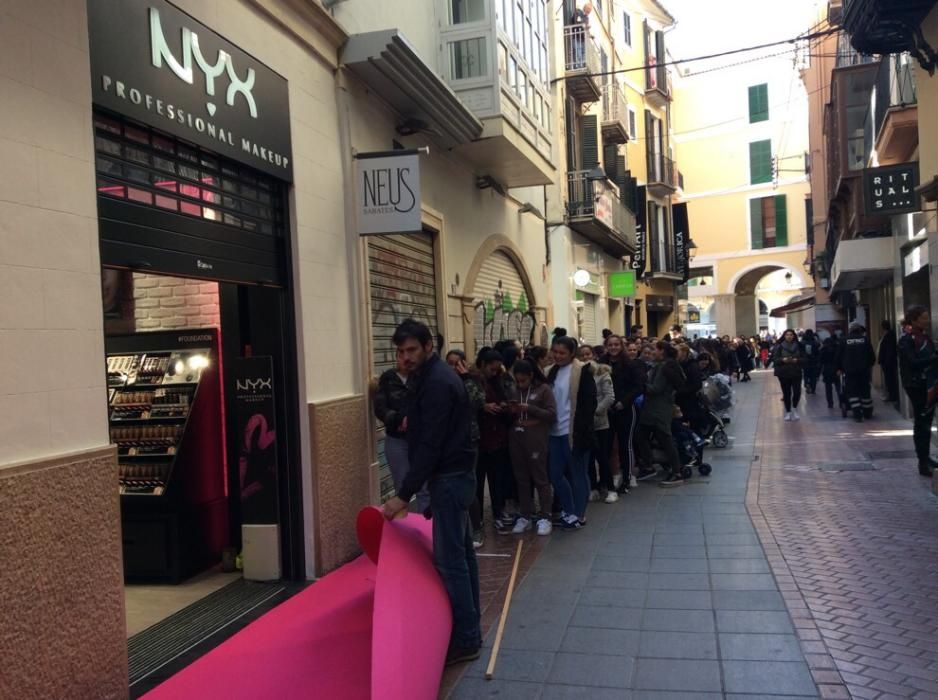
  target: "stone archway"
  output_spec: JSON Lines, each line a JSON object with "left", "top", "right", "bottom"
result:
{"left": 716, "top": 262, "right": 806, "bottom": 337}
{"left": 462, "top": 235, "right": 542, "bottom": 355}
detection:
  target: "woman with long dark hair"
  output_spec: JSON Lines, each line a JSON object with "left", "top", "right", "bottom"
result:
{"left": 604, "top": 334, "right": 646, "bottom": 491}
{"left": 773, "top": 329, "right": 805, "bottom": 421}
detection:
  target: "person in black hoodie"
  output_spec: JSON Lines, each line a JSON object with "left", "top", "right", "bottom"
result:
{"left": 676, "top": 343, "right": 704, "bottom": 434}
{"left": 898, "top": 305, "right": 938, "bottom": 476}
{"left": 877, "top": 319, "right": 900, "bottom": 405}
{"left": 819, "top": 336, "right": 843, "bottom": 410}
{"left": 604, "top": 334, "right": 646, "bottom": 492}
{"left": 801, "top": 329, "right": 821, "bottom": 394}
{"left": 841, "top": 323, "right": 876, "bottom": 421}
{"left": 373, "top": 358, "right": 429, "bottom": 513}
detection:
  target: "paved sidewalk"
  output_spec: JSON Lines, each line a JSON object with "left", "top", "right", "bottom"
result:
{"left": 450, "top": 373, "right": 822, "bottom": 699}
{"left": 749, "top": 372, "right": 938, "bottom": 699}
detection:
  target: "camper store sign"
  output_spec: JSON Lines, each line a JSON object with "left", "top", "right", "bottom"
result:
{"left": 355, "top": 152, "right": 422, "bottom": 235}
{"left": 88, "top": 0, "right": 293, "bottom": 181}
{"left": 864, "top": 163, "right": 919, "bottom": 216}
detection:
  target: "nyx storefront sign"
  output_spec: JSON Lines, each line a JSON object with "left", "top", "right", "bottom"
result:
{"left": 864, "top": 163, "right": 919, "bottom": 216}
{"left": 88, "top": 0, "right": 293, "bottom": 181}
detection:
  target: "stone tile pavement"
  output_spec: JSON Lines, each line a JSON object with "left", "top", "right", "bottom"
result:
{"left": 748, "top": 372, "right": 938, "bottom": 699}
{"left": 447, "top": 371, "right": 827, "bottom": 699}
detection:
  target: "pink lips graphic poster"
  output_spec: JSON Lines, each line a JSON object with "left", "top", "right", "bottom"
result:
{"left": 233, "top": 356, "right": 280, "bottom": 524}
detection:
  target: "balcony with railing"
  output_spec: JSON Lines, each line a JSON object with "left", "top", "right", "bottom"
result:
{"left": 601, "top": 84, "right": 629, "bottom": 144}
{"left": 843, "top": 0, "right": 938, "bottom": 57}
{"left": 868, "top": 54, "right": 918, "bottom": 164}
{"left": 566, "top": 170, "right": 636, "bottom": 257}
{"left": 564, "top": 25, "right": 601, "bottom": 103}
{"left": 645, "top": 63, "right": 672, "bottom": 107}
{"left": 647, "top": 153, "right": 678, "bottom": 197}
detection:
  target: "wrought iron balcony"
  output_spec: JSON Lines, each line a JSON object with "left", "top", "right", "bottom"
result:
{"left": 566, "top": 170, "right": 636, "bottom": 257}
{"left": 601, "top": 84, "right": 629, "bottom": 144}
{"left": 564, "top": 25, "right": 601, "bottom": 103}
{"left": 867, "top": 54, "right": 918, "bottom": 164}
{"left": 842, "top": 0, "right": 938, "bottom": 68}
{"left": 647, "top": 154, "right": 678, "bottom": 197}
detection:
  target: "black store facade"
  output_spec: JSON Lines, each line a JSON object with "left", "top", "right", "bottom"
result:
{"left": 88, "top": 0, "right": 304, "bottom": 600}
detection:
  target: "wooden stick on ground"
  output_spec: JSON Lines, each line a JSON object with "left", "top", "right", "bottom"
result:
{"left": 485, "top": 540, "right": 523, "bottom": 681}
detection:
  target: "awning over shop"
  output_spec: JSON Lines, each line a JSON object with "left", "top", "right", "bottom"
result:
{"left": 829, "top": 235, "right": 896, "bottom": 293}
{"left": 341, "top": 29, "right": 484, "bottom": 148}
{"left": 770, "top": 295, "right": 816, "bottom": 318}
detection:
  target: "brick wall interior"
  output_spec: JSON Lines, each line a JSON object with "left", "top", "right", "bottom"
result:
{"left": 132, "top": 273, "right": 220, "bottom": 331}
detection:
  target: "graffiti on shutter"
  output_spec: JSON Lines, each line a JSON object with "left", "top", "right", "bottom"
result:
{"left": 369, "top": 233, "right": 438, "bottom": 374}
{"left": 472, "top": 251, "right": 538, "bottom": 353}
{"left": 368, "top": 232, "right": 438, "bottom": 501}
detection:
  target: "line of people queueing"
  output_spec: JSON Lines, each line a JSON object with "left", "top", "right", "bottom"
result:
{"left": 375, "top": 324, "right": 738, "bottom": 550}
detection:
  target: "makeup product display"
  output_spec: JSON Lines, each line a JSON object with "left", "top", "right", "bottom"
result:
{"left": 106, "top": 329, "right": 226, "bottom": 582}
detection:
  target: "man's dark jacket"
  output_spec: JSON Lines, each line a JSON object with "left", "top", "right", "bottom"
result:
{"left": 399, "top": 354, "right": 476, "bottom": 502}
{"left": 841, "top": 330, "right": 876, "bottom": 375}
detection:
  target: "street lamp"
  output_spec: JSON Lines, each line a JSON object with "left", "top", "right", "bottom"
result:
{"left": 687, "top": 237, "right": 698, "bottom": 261}
{"left": 573, "top": 269, "right": 591, "bottom": 287}
{"left": 802, "top": 258, "right": 813, "bottom": 275}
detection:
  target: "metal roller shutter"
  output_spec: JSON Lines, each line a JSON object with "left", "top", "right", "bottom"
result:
{"left": 472, "top": 251, "right": 535, "bottom": 355}
{"left": 579, "top": 292, "right": 599, "bottom": 345}
{"left": 368, "top": 232, "right": 439, "bottom": 500}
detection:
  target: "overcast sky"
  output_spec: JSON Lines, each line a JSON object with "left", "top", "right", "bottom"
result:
{"left": 662, "top": 0, "right": 822, "bottom": 69}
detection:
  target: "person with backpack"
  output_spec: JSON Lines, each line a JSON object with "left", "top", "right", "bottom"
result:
{"left": 819, "top": 336, "right": 844, "bottom": 410}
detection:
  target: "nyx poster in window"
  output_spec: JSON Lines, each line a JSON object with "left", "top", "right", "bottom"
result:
{"left": 233, "top": 356, "right": 279, "bottom": 525}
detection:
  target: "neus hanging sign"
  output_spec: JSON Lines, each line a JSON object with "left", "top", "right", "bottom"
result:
{"left": 88, "top": 0, "right": 293, "bottom": 181}
{"left": 864, "top": 163, "right": 919, "bottom": 216}
{"left": 355, "top": 151, "right": 423, "bottom": 235}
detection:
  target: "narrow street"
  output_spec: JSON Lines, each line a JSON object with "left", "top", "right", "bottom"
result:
{"left": 449, "top": 372, "right": 938, "bottom": 700}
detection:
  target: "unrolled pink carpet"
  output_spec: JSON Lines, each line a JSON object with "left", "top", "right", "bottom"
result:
{"left": 142, "top": 508, "right": 451, "bottom": 699}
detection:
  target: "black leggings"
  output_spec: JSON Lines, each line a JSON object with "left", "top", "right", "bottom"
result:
{"left": 589, "top": 428, "right": 614, "bottom": 491}
{"left": 778, "top": 376, "right": 802, "bottom": 412}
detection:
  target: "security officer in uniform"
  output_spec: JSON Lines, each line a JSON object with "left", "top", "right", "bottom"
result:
{"left": 841, "top": 323, "right": 876, "bottom": 421}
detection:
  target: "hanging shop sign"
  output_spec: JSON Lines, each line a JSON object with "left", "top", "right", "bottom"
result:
{"left": 233, "top": 356, "right": 280, "bottom": 525}
{"left": 608, "top": 270, "right": 636, "bottom": 298}
{"left": 88, "top": 0, "right": 293, "bottom": 181}
{"left": 630, "top": 187, "right": 648, "bottom": 276}
{"left": 672, "top": 202, "right": 691, "bottom": 284}
{"left": 355, "top": 151, "right": 423, "bottom": 235}
{"left": 864, "top": 162, "right": 919, "bottom": 216}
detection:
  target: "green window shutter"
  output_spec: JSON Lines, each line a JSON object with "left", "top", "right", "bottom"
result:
{"left": 749, "top": 140, "right": 772, "bottom": 184}
{"left": 615, "top": 156, "right": 628, "bottom": 195}
{"left": 750, "top": 198, "right": 764, "bottom": 250}
{"left": 581, "top": 114, "right": 599, "bottom": 170}
{"left": 604, "top": 144, "right": 619, "bottom": 179}
{"left": 775, "top": 194, "right": 788, "bottom": 246}
{"left": 644, "top": 110, "right": 655, "bottom": 177}
{"left": 748, "top": 83, "right": 768, "bottom": 123}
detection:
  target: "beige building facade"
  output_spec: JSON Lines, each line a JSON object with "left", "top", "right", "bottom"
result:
{"left": 673, "top": 54, "right": 812, "bottom": 338}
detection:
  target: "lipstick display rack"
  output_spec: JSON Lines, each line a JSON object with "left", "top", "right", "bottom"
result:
{"left": 107, "top": 349, "right": 209, "bottom": 496}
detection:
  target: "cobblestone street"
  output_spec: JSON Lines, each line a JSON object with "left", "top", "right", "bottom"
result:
{"left": 447, "top": 372, "right": 938, "bottom": 699}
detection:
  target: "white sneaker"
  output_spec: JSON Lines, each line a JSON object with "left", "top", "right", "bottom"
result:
{"left": 791, "top": 411, "right": 801, "bottom": 422}
{"left": 613, "top": 474, "right": 623, "bottom": 490}
{"left": 784, "top": 412, "right": 792, "bottom": 422}
{"left": 536, "top": 518, "right": 552, "bottom": 536}
{"left": 604, "top": 491, "right": 619, "bottom": 504}
{"left": 511, "top": 516, "right": 532, "bottom": 534}
{"left": 589, "top": 489, "right": 601, "bottom": 502}
{"left": 629, "top": 475, "right": 638, "bottom": 489}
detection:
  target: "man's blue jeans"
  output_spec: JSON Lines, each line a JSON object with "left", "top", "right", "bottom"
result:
{"left": 549, "top": 435, "right": 590, "bottom": 519}
{"left": 429, "top": 469, "right": 482, "bottom": 650}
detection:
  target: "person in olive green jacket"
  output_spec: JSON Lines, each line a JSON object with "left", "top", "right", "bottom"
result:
{"left": 635, "top": 341, "right": 686, "bottom": 487}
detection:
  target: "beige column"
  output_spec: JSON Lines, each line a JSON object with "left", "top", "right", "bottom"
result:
{"left": 735, "top": 294, "right": 759, "bottom": 337}
{"left": 713, "top": 294, "right": 737, "bottom": 336}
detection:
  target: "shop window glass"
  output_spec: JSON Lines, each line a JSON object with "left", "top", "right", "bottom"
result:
{"left": 153, "top": 178, "right": 177, "bottom": 192}
{"left": 124, "top": 125, "right": 149, "bottom": 144}
{"left": 125, "top": 166, "right": 149, "bottom": 184}
{"left": 179, "top": 183, "right": 201, "bottom": 199}
{"left": 240, "top": 184, "right": 258, "bottom": 200}
{"left": 97, "top": 179, "right": 125, "bottom": 198}
{"left": 153, "top": 155, "right": 176, "bottom": 174}
{"left": 221, "top": 179, "right": 238, "bottom": 193}
{"left": 127, "top": 187, "right": 152, "bottom": 204}
{"left": 259, "top": 222, "right": 273, "bottom": 235}
{"left": 180, "top": 201, "right": 201, "bottom": 216}
{"left": 223, "top": 195, "right": 239, "bottom": 210}
{"left": 94, "top": 115, "right": 121, "bottom": 134}
{"left": 223, "top": 213, "right": 242, "bottom": 227}
{"left": 498, "top": 43, "right": 508, "bottom": 82}
{"left": 451, "top": 0, "right": 485, "bottom": 23}
{"left": 518, "top": 70, "right": 528, "bottom": 107}
{"left": 152, "top": 134, "right": 175, "bottom": 153}
{"left": 241, "top": 201, "right": 260, "bottom": 217}
{"left": 125, "top": 145, "right": 150, "bottom": 165}
{"left": 155, "top": 194, "right": 178, "bottom": 211}
{"left": 202, "top": 207, "right": 219, "bottom": 222}
{"left": 514, "top": 3, "right": 523, "bottom": 45}
{"left": 221, "top": 163, "right": 238, "bottom": 177}
{"left": 202, "top": 190, "right": 221, "bottom": 205}
{"left": 97, "top": 157, "right": 122, "bottom": 177}
{"left": 177, "top": 144, "right": 198, "bottom": 163}
{"left": 95, "top": 136, "right": 122, "bottom": 156}
{"left": 200, "top": 172, "right": 219, "bottom": 187}
{"left": 257, "top": 190, "right": 271, "bottom": 205}
{"left": 242, "top": 218, "right": 258, "bottom": 232}
{"left": 450, "top": 37, "right": 487, "bottom": 80}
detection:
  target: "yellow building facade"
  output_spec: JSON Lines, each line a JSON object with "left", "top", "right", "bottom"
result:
{"left": 672, "top": 56, "right": 813, "bottom": 337}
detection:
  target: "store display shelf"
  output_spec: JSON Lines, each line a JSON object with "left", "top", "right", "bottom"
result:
{"left": 110, "top": 416, "right": 188, "bottom": 424}
{"left": 126, "top": 382, "right": 199, "bottom": 389}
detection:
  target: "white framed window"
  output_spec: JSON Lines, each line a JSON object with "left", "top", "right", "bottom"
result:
{"left": 450, "top": 0, "right": 485, "bottom": 24}
{"left": 623, "top": 12, "right": 632, "bottom": 47}
{"left": 449, "top": 37, "right": 488, "bottom": 80}
{"left": 627, "top": 106, "right": 637, "bottom": 139}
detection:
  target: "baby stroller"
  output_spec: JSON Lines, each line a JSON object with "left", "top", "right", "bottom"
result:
{"left": 647, "top": 422, "right": 713, "bottom": 479}
{"left": 698, "top": 376, "right": 733, "bottom": 448}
